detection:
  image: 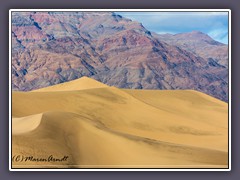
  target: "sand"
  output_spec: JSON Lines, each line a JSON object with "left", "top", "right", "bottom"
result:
{"left": 12, "top": 77, "right": 228, "bottom": 168}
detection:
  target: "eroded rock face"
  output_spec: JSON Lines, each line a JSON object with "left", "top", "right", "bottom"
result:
{"left": 11, "top": 12, "right": 228, "bottom": 102}
{"left": 154, "top": 31, "right": 228, "bottom": 68}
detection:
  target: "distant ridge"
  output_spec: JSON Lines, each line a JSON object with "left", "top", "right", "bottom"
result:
{"left": 154, "top": 30, "right": 228, "bottom": 67}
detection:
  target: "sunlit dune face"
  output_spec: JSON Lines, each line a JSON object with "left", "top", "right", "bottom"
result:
{"left": 11, "top": 77, "right": 228, "bottom": 168}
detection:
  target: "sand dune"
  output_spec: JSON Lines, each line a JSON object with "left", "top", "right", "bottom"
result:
{"left": 33, "top": 76, "right": 108, "bottom": 92}
{"left": 12, "top": 77, "right": 228, "bottom": 168}
{"left": 12, "top": 114, "right": 42, "bottom": 134}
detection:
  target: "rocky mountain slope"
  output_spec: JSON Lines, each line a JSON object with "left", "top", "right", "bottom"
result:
{"left": 153, "top": 31, "right": 228, "bottom": 67}
{"left": 11, "top": 12, "right": 228, "bottom": 102}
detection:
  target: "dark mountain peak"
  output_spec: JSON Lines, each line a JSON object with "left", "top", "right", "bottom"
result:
{"left": 111, "top": 12, "right": 124, "bottom": 19}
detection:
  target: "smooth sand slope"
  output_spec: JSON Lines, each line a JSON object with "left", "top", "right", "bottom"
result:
{"left": 12, "top": 77, "right": 228, "bottom": 168}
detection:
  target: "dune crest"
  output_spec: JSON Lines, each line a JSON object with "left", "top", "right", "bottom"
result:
{"left": 33, "top": 76, "right": 108, "bottom": 92}
{"left": 12, "top": 77, "right": 228, "bottom": 168}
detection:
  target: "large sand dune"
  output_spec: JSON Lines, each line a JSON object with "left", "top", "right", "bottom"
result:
{"left": 12, "top": 77, "right": 228, "bottom": 168}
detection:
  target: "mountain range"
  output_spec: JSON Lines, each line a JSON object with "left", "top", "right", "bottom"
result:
{"left": 153, "top": 31, "right": 228, "bottom": 68}
{"left": 11, "top": 11, "right": 228, "bottom": 102}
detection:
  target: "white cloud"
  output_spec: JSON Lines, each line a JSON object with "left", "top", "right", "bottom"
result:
{"left": 157, "top": 31, "right": 176, "bottom": 35}
{"left": 208, "top": 29, "right": 228, "bottom": 44}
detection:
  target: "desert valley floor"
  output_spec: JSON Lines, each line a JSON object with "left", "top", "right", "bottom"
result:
{"left": 12, "top": 77, "right": 228, "bottom": 168}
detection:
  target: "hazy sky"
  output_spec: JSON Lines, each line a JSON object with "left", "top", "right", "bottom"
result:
{"left": 116, "top": 11, "right": 229, "bottom": 44}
